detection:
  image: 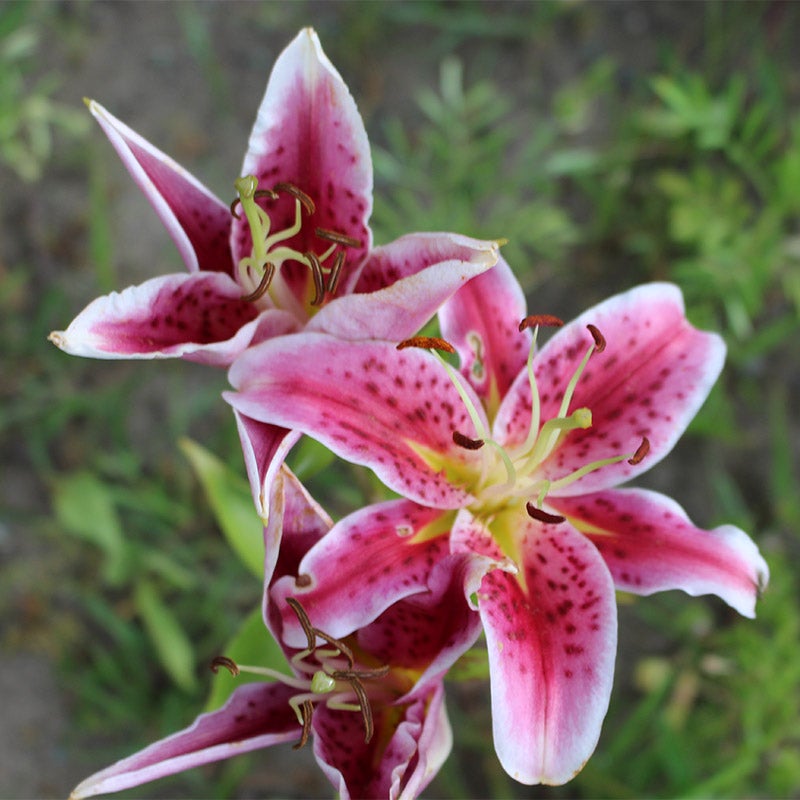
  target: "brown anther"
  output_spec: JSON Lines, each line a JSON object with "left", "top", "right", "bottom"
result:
{"left": 295, "top": 573, "right": 312, "bottom": 588}
{"left": 339, "top": 674, "right": 374, "bottom": 743}
{"left": 587, "top": 324, "right": 606, "bottom": 352}
{"left": 229, "top": 198, "right": 242, "bottom": 219}
{"left": 453, "top": 430, "right": 485, "bottom": 450}
{"left": 274, "top": 182, "right": 316, "bottom": 215}
{"left": 286, "top": 597, "right": 317, "bottom": 652}
{"left": 254, "top": 188, "right": 278, "bottom": 202}
{"left": 335, "top": 665, "right": 391, "bottom": 681}
{"left": 305, "top": 251, "right": 326, "bottom": 306}
{"left": 210, "top": 656, "right": 240, "bottom": 676}
{"left": 519, "top": 314, "right": 564, "bottom": 332}
{"left": 292, "top": 699, "right": 314, "bottom": 749}
{"left": 326, "top": 251, "right": 345, "bottom": 295}
{"left": 525, "top": 502, "right": 566, "bottom": 525}
{"left": 396, "top": 336, "right": 456, "bottom": 353}
{"left": 240, "top": 262, "right": 275, "bottom": 302}
{"left": 314, "top": 227, "right": 362, "bottom": 248}
{"left": 627, "top": 436, "right": 650, "bottom": 465}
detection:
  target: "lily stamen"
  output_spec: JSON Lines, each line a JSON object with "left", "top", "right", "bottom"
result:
{"left": 240, "top": 262, "right": 275, "bottom": 302}
{"left": 453, "top": 431, "right": 485, "bottom": 450}
{"left": 628, "top": 436, "right": 650, "bottom": 465}
{"left": 525, "top": 503, "right": 566, "bottom": 525}
{"left": 274, "top": 182, "right": 316, "bottom": 215}
{"left": 315, "top": 227, "right": 363, "bottom": 248}
{"left": 211, "top": 599, "right": 388, "bottom": 750}
{"left": 396, "top": 336, "right": 456, "bottom": 353}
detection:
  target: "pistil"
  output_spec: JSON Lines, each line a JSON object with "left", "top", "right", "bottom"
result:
{"left": 210, "top": 599, "right": 388, "bottom": 748}
{"left": 231, "top": 175, "right": 362, "bottom": 310}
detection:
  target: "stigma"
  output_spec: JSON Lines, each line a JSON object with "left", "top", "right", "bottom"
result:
{"left": 438, "top": 318, "right": 649, "bottom": 521}
{"left": 210, "top": 598, "right": 388, "bottom": 749}
{"left": 231, "top": 175, "right": 361, "bottom": 309}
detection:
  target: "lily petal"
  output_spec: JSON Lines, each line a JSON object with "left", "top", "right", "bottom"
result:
{"left": 49, "top": 272, "right": 262, "bottom": 364}
{"left": 262, "top": 463, "right": 332, "bottom": 597}
{"left": 495, "top": 283, "right": 725, "bottom": 493}
{"left": 233, "top": 411, "right": 301, "bottom": 519}
{"left": 439, "top": 254, "right": 531, "bottom": 415}
{"left": 478, "top": 514, "right": 617, "bottom": 785}
{"left": 309, "top": 232, "right": 499, "bottom": 341}
{"left": 226, "top": 334, "right": 485, "bottom": 507}
{"left": 355, "top": 551, "right": 489, "bottom": 687}
{"left": 87, "top": 100, "right": 232, "bottom": 275}
{"left": 271, "top": 500, "right": 453, "bottom": 649}
{"left": 233, "top": 28, "right": 372, "bottom": 298}
{"left": 313, "top": 680, "right": 450, "bottom": 800}
{"left": 70, "top": 682, "right": 299, "bottom": 799}
{"left": 548, "top": 488, "right": 769, "bottom": 617}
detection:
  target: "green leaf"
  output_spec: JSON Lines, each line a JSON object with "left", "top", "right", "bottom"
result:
{"left": 205, "top": 605, "right": 291, "bottom": 712}
{"left": 180, "top": 437, "right": 263, "bottom": 579}
{"left": 134, "top": 579, "right": 197, "bottom": 692}
{"left": 52, "top": 471, "right": 129, "bottom": 586}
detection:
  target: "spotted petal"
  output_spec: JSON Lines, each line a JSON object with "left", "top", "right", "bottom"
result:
{"left": 232, "top": 28, "right": 372, "bottom": 300}
{"left": 309, "top": 232, "right": 499, "bottom": 342}
{"left": 314, "top": 680, "right": 450, "bottom": 800}
{"left": 271, "top": 500, "right": 453, "bottom": 649}
{"left": 48, "top": 272, "right": 281, "bottom": 364}
{"left": 70, "top": 682, "right": 300, "bottom": 799}
{"left": 226, "top": 334, "right": 486, "bottom": 508}
{"left": 477, "top": 512, "right": 617, "bottom": 785}
{"left": 495, "top": 283, "right": 725, "bottom": 494}
{"left": 87, "top": 100, "right": 232, "bottom": 275}
{"left": 548, "top": 488, "right": 769, "bottom": 617}
{"left": 439, "top": 254, "right": 531, "bottom": 415}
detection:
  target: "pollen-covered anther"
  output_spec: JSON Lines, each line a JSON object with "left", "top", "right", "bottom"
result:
{"left": 273, "top": 182, "right": 316, "bottom": 215}
{"left": 627, "top": 436, "right": 650, "bottom": 465}
{"left": 210, "top": 655, "right": 240, "bottom": 676}
{"left": 525, "top": 502, "right": 566, "bottom": 525}
{"left": 587, "top": 323, "right": 606, "bottom": 352}
{"left": 453, "top": 430, "right": 485, "bottom": 450}
{"left": 396, "top": 336, "right": 456, "bottom": 353}
{"left": 518, "top": 314, "right": 564, "bottom": 332}
{"left": 315, "top": 227, "right": 362, "bottom": 248}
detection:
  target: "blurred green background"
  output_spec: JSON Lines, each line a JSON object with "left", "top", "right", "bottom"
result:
{"left": 1, "top": 1, "right": 798, "bottom": 797}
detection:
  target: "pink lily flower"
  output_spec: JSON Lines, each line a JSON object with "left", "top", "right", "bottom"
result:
{"left": 71, "top": 466, "right": 491, "bottom": 800}
{"left": 226, "top": 262, "right": 769, "bottom": 785}
{"left": 48, "top": 28, "right": 498, "bottom": 367}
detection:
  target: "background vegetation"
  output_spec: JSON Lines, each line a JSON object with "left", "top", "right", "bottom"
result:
{"left": 1, "top": 1, "right": 798, "bottom": 797}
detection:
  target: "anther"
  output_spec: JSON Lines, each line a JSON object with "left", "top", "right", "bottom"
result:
{"left": 293, "top": 699, "right": 314, "bottom": 749}
{"left": 525, "top": 502, "right": 566, "bottom": 525}
{"left": 286, "top": 597, "right": 317, "bottom": 651}
{"left": 587, "top": 324, "right": 606, "bottom": 352}
{"left": 210, "top": 656, "right": 240, "bottom": 676}
{"left": 519, "top": 314, "right": 564, "bottom": 332}
{"left": 274, "top": 182, "right": 316, "bottom": 215}
{"left": 240, "top": 262, "right": 275, "bottom": 302}
{"left": 453, "top": 430, "right": 485, "bottom": 450}
{"left": 326, "top": 251, "right": 345, "bottom": 294}
{"left": 627, "top": 436, "right": 650, "bottom": 465}
{"left": 305, "top": 251, "right": 326, "bottom": 305}
{"left": 315, "top": 227, "right": 362, "bottom": 248}
{"left": 396, "top": 336, "right": 456, "bottom": 353}
{"left": 229, "top": 197, "right": 242, "bottom": 219}
{"left": 254, "top": 188, "right": 278, "bottom": 202}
